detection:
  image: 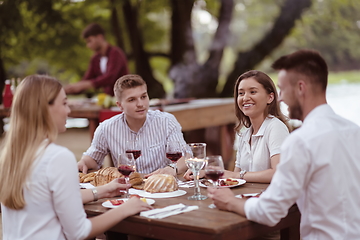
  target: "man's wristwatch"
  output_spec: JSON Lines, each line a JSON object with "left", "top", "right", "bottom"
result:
{"left": 239, "top": 170, "right": 247, "bottom": 179}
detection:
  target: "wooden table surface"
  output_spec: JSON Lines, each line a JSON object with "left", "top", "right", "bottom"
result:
{"left": 84, "top": 182, "right": 300, "bottom": 240}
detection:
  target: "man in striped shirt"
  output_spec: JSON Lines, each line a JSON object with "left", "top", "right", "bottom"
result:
{"left": 77, "top": 74, "right": 188, "bottom": 175}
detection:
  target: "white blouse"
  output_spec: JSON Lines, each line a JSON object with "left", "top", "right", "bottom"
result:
{"left": 235, "top": 116, "right": 289, "bottom": 171}
{"left": 1, "top": 143, "right": 92, "bottom": 240}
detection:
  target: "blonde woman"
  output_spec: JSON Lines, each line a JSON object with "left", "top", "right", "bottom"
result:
{"left": 0, "top": 75, "right": 152, "bottom": 240}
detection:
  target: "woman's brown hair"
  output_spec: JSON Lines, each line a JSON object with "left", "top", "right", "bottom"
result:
{"left": 233, "top": 70, "right": 290, "bottom": 132}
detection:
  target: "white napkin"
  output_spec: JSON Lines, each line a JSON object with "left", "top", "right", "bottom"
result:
{"left": 177, "top": 180, "right": 195, "bottom": 188}
{"left": 140, "top": 203, "right": 199, "bottom": 219}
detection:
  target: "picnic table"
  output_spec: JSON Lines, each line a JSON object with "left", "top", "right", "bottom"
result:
{"left": 84, "top": 182, "right": 300, "bottom": 240}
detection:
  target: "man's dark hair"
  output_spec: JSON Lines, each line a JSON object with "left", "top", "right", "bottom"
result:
{"left": 82, "top": 23, "right": 105, "bottom": 39}
{"left": 272, "top": 49, "right": 328, "bottom": 91}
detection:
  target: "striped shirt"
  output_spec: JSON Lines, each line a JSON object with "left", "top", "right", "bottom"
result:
{"left": 84, "top": 110, "right": 188, "bottom": 174}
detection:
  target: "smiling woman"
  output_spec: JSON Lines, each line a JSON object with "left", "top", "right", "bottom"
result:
{"left": 230, "top": 70, "right": 290, "bottom": 183}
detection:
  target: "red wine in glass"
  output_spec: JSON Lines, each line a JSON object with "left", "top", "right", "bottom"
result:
{"left": 205, "top": 169, "right": 224, "bottom": 182}
{"left": 166, "top": 152, "right": 182, "bottom": 162}
{"left": 118, "top": 165, "right": 135, "bottom": 177}
{"left": 126, "top": 150, "right": 141, "bottom": 160}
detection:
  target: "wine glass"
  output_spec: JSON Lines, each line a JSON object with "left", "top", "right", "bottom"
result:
{"left": 125, "top": 140, "right": 142, "bottom": 160}
{"left": 165, "top": 141, "right": 183, "bottom": 180}
{"left": 204, "top": 155, "right": 225, "bottom": 208}
{"left": 117, "top": 153, "right": 136, "bottom": 198}
{"left": 185, "top": 143, "right": 207, "bottom": 200}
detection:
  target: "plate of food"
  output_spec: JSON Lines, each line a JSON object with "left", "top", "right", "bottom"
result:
{"left": 102, "top": 197, "right": 155, "bottom": 209}
{"left": 199, "top": 178, "right": 246, "bottom": 188}
{"left": 129, "top": 188, "right": 187, "bottom": 198}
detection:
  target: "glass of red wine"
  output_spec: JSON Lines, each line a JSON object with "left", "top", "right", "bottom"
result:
{"left": 166, "top": 141, "right": 184, "bottom": 180}
{"left": 125, "top": 140, "right": 141, "bottom": 160}
{"left": 204, "top": 155, "right": 224, "bottom": 208}
{"left": 117, "top": 153, "right": 136, "bottom": 198}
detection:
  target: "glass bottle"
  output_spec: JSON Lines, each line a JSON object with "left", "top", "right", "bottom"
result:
{"left": 3, "top": 80, "right": 13, "bottom": 108}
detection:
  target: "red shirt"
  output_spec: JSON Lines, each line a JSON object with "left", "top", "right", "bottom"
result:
{"left": 83, "top": 45, "right": 129, "bottom": 96}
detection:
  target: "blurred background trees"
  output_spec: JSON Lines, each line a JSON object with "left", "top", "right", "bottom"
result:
{"left": 1, "top": 0, "right": 360, "bottom": 102}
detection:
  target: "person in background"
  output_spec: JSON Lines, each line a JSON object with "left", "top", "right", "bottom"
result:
{"left": 77, "top": 74, "right": 189, "bottom": 176}
{"left": 64, "top": 23, "right": 129, "bottom": 96}
{"left": 0, "top": 75, "right": 152, "bottom": 240}
{"left": 208, "top": 49, "right": 360, "bottom": 240}
{"left": 184, "top": 70, "right": 290, "bottom": 183}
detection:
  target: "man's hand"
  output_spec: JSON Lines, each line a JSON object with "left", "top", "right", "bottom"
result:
{"left": 207, "top": 187, "right": 246, "bottom": 216}
{"left": 144, "top": 166, "right": 176, "bottom": 178}
{"left": 64, "top": 80, "right": 93, "bottom": 94}
{"left": 78, "top": 155, "right": 99, "bottom": 174}
{"left": 78, "top": 159, "right": 89, "bottom": 174}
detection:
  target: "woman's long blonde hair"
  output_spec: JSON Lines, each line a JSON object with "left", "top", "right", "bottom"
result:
{"left": 0, "top": 75, "right": 62, "bottom": 209}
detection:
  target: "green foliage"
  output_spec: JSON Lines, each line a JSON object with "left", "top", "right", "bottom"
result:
{"left": 1, "top": 0, "right": 360, "bottom": 95}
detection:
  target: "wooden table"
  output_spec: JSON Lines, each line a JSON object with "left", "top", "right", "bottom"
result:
{"left": 84, "top": 183, "right": 300, "bottom": 240}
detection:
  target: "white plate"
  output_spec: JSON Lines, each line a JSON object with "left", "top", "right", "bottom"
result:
{"left": 102, "top": 198, "right": 155, "bottom": 208}
{"left": 129, "top": 188, "right": 187, "bottom": 198}
{"left": 199, "top": 178, "right": 246, "bottom": 188}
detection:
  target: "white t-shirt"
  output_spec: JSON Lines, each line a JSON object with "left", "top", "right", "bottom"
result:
{"left": 235, "top": 115, "right": 289, "bottom": 171}
{"left": 84, "top": 110, "right": 189, "bottom": 174}
{"left": 245, "top": 104, "right": 360, "bottom": 239}
{"left": 1, "top": 142, "right": 92, "bottom": 240}
{"left": 100, "top": 56, "right": 108, "bottom": 74}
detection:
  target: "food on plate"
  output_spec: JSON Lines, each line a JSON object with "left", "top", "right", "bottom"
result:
{"left": 79, "top": 172, "right": 96, "bottom": 183}
{"left": 109, "top": 199, "right": 125, "bottom": 206}
{"left": 129, "top": 172, "right": 143, "bottom": 186}
{"left": 201, "top": 179, "right": 212, "bottom": 186}
{"left": 129, "top": 194, "right": 141, "bottom": 198}
{"left": 93, "top": 167, "right": 123, "bottom": 186}
{"left": 144, "top": 174, "right": 178, "bottom": 193}
{"left": 219, "top": 178, "right": 239, "bottom": 187}
{"left": 129, "top": 195, "right": 148, "bottom": 203}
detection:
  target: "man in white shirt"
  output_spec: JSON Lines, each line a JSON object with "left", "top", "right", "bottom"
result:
{"left": 78, "top": 74, "right": 188, "bottom": 175}
{"left": 208, "top": 49, "right": 360, "bottom": 240}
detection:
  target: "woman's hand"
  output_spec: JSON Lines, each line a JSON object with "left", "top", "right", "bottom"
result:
{"left": 97, "top": 178, "right": 130, "bottom": 199}
{"left": 119, "top": 196, "right": 153, "bottom": 216}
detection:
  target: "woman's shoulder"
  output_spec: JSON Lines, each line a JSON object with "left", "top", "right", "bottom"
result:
{"left": 266, "top": 116, "right": 289, "bottom": 131}
{"left": 45, "top": 143, "right": 75, "bottom": 160}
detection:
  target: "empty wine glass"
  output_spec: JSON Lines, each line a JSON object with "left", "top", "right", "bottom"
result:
{"left": 204, "top": 155, "right": 225, "bottom": 208}
{"left": 117, "top": 153, "right": 136, "bottom": 198}
{"left": 165, "top": 141, "right": 183, "bottom": 179}
{"left": 185, "top": 143, "right": 207, "bottom": 200}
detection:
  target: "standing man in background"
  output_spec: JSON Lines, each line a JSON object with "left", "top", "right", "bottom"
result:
{"left": 65, "top": 23, "right": 129, "bottom": 96}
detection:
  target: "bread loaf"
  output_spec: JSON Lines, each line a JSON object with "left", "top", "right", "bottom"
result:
{"left": 129, "top": 172, "right": 143, "bottom": 186}
{"left": 93, "top": 167, "right": 123, "bottom": 186}
{"left": 144, "top": 174, "right": 178, "bottom": 193}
